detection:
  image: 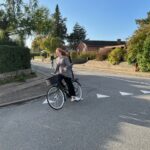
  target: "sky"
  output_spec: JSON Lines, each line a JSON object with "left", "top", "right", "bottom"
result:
{"left": 26, "top": 0, "right": 150, "bottom": 47}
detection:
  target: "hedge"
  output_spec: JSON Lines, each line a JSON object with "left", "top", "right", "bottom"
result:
{"left": 0, "top": 45, "right": 31, "bottom": 73}
{"left": 30, "top": 52, "right": 41, "bottom": 59}
{"left": 31, "top": 52, "right": 40, "bottom": 57}
{"left": 0, "top": 39, "right": 18, "bottom": 46}
{"left": 70, "top": 51, "right": 97, "bottom": 60}
{"left": 72, "top": 58, "right": 87, "bottom": 64}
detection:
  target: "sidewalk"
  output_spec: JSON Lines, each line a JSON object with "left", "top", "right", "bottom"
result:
{"left": 0, "top": 73, "right": 48, "bottom": 107}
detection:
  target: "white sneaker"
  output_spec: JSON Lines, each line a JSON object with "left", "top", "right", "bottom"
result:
{"left": 71, "top": 96, "right": 75, "bottom": 102}
{"left": 71, "top": 96, "right": 80, "bottom": 102}
{"left": 75, "top": 97, "right": 81, "bottom": 101}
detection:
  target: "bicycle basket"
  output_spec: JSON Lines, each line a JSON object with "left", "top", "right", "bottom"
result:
{"left": 45, "top": 75, "right": 59, "bottom": 86}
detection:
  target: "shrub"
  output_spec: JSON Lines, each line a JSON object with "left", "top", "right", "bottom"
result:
{"left": 123, "top": 52, "right": 128, "bottom": 61}
{"left": 90, "top": 52, "right": 97, "bottom": 60}
{"left": 79, "top": 51, "right": 97, "bottom": 60}
{"left": 30, "top": 52, "right": 40, "bottom": 59}
{"left": 71, "top": 51, "right": 78, "bottom": 59}
{"left": 0, "top": 45, "right": 31, "bottom": 73}
{"left": 72, "top": 58, "right": 87, "bottom": 64}
{"left": 31, "top": 52, "right": 40, "bottom": 57}
{"left": 40, "top": 50, "right": 48, "bottom": 58}
{"left": 96, "top": 53, "right": 107, "bottom": 61}
{"left": 96, "top": 48, "right": 112, "bottom": 61}
{"left": 108, "top": 48, "right": 126, "bottom": 65}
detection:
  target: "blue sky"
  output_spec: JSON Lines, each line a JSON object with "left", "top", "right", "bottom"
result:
{"left": 26, "top": 0, "right": 150, "bottom": 47}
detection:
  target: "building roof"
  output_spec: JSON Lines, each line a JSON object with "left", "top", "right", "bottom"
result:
{"left": 82, "top": 40, "right": 126, "bottom": 47}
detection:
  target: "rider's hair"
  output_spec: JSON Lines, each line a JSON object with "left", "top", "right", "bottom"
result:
{"left": 56, "top": 48, "right": 67, "bottom": 56}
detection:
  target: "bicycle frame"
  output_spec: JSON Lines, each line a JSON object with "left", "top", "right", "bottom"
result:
{"left": 58, "top": 81, "right": 70, "bottom": 98}
{"left": 48, "top": 73, "right": 81, "bottom": 98}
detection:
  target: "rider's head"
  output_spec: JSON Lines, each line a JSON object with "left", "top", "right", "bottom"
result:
{"left": 56, "top": 48, "right": 66, "bottom": 57}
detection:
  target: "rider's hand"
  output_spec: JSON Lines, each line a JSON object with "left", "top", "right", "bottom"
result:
{"left": 63, "top": 67, "right": 67, "bottom": 71}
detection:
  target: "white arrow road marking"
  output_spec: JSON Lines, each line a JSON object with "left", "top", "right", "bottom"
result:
{"left": 141, "top": 90, "right": 150, "bottom": 94}
{"left": 43, "top": 99, "right": 56, "bottom": 104}
{"left": 97, "top": 94, "right": 110, "bottom": 99}
{"left": 43, "top": 99, "right": 48, "bottom": 104}
{"left": 119, "top": 92, "right": 133, "bottom": 96}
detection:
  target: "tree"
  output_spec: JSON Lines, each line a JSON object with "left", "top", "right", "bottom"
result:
{"left": 127, "top": 11, "right": 150, "bottom": 71}
{"left": 0, "top": 0, "right": 37, "bottom": 38}
{"left": 67, "top": 23, "right": 87, "bottom": 50}
{"left": 0, "top": 8, "right": 12, "bottom": 41}
{"left": 43, "top": 36, "right": 63, "bottom": 53}
{"left": 32, "top": 35, "right": 63, "bottom": 53}
{"left": 31, "top": 7, "right": 52, "bottom": 35}
{"left": 51, "top": 4, "right": 67, "bottom": 41}
{"left": 127, "top": 26, "right": 148, "bottom": 63}
{"left": 31, "top": 4, "right": 66, "bottom": 53}
{"left": 137, "top": 35, "right": 150, "bottom": 72}
{"left": 31, "top": 35, "right": 44, "bottom": 51}
{"left": 136, "top": 11, "right": 150, "bottom": 27}
{"left": 0, "top": 0, "right": 51, "bottom": 46}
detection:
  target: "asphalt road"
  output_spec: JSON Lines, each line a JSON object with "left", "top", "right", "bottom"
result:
{"left": 0, "top": 62, "right": 150, "bottom": 150}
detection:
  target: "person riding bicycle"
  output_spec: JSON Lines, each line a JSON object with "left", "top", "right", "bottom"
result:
{"left": 50, "top": 54, "right": 55, "bottom": 68}
{"left": 54, "top": 48, "right": 80, "bottom": 102}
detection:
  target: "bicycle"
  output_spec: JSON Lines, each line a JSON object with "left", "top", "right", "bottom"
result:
{"left": 45, "top": 74, "right": 83, "bottom": 110}
{"left": 50, "top": 60, "right": 54, "bottom": 69}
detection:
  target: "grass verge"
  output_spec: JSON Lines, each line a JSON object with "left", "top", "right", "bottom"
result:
{"left": 0, "top": 72, "right": 37, "bottom": 85}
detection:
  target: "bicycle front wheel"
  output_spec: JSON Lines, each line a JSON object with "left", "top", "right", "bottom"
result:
{"left": 47, "top": 86, "right": 65, "bottom": 110}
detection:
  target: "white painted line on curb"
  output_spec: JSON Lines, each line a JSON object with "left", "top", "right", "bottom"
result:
{"left": 97, "top": 94, "right": 110, "bottom": 99}
{"left": 119, "top": 92, "right": 133, "bottom": 96}
{"left": 141, "top": 90, "right": 150, "bottom": 94}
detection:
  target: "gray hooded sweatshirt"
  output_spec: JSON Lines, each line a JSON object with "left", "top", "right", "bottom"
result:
{"left": 55, "top": 56, "right": 73, "bottom": 78}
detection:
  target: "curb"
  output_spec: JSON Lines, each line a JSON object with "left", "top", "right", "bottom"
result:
{"left": 0, "top": 93, "right": 46, "bottom": 108}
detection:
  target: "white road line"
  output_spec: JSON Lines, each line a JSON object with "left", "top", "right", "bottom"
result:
{"left": 141, "top": 90, "right": 150, "bottom": 94}
{"left": 130, "top": 84, "right": 150, "bottom": 89}
{"left": 119, "top": 91, "right": 133, "bottom": 96}
{"left": 97, "top": 94, "right": 110, "bottom": 99}
{"left": 106, "top": 77, "right": 150, "bottom": 86}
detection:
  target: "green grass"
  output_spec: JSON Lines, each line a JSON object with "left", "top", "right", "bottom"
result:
{"left": 0, "top": 72, "right": 37, "bottom": 85}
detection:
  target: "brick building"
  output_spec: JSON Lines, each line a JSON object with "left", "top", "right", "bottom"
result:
{"left": 77, "top": 40, "right": 126, "bottom": 52}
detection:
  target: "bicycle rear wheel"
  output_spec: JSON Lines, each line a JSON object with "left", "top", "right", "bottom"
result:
{"left": 73, "top": 81, "right": 83, "bottom": 100}
{"left": 47, "top": 86, "right": 65, "bottom": 110}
